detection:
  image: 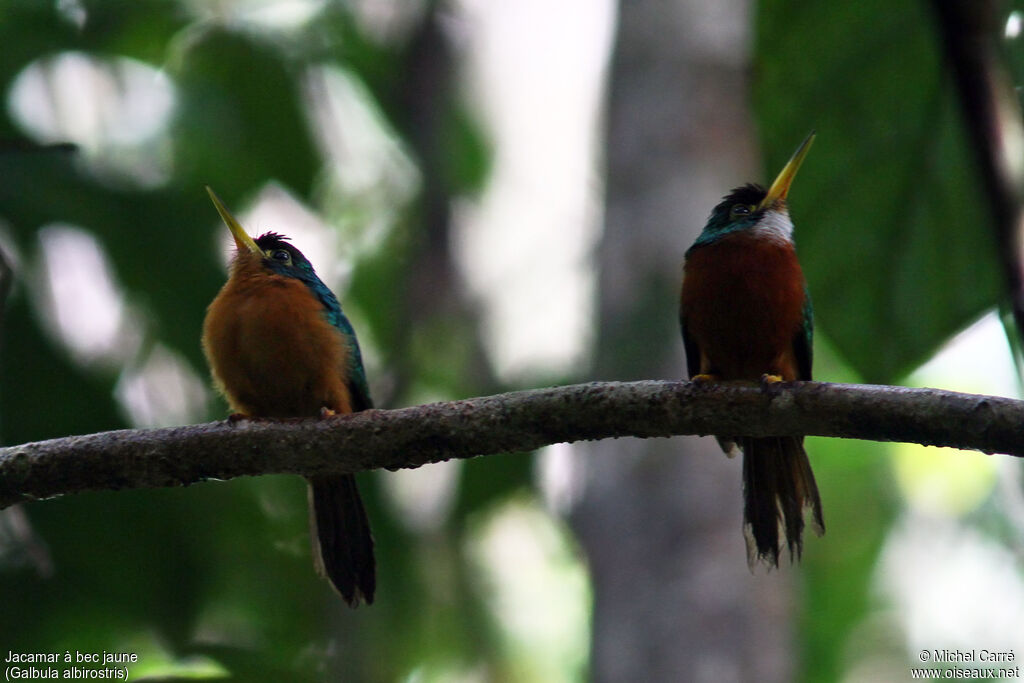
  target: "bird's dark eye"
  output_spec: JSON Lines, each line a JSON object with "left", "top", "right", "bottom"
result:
{"left": 730, "top": 204, "right": 751, "bottom": 219}
{"left": 270, "top": 249, "right": 291, "bottom": 263}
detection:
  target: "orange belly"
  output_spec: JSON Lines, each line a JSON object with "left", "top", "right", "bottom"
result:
{"left": 681, "top": 232, "right": 807, "bottom": 381}
{"left": 203, "top": 271, "right": 353, "bottom": 417}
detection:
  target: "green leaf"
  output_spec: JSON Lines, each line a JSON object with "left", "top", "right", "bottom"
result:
{"left": 442, "top": 103, "right": 492, "bottom": 196}
{"left": 754, "top": 1, "right": 1002, "bottom": 382}
{"left": 171, "top": 28, "right": 319, "bottom": 200}
{"left": 0, "top": 298, "right": 124, "bottom": 444}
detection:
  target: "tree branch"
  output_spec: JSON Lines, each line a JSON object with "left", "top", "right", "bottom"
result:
{"left": 1, "top": 380, "right": 1021, "bottom": 509}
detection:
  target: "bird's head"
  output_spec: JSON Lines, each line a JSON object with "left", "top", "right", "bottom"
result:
{"left": 692, "top": 131, "right": 815, "bottom": 249}
{"left": 206, "top": 187, "right": 319, "bottom": 283}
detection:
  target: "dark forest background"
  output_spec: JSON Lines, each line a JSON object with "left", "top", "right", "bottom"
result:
{"left": 1, "top": 1, "right": 1023, "bottom": 680}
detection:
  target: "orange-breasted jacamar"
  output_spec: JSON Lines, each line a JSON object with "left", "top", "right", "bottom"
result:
{"left": 679, "top": 133, "right": 824, "bottom": 566}
{"left": 202, "top": 188, "right": 375, "bottom": 605}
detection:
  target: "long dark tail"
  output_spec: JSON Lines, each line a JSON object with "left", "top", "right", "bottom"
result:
{"left": 307, "top": 474, "right": 376, "bottom": 606}
{"left": 740, "top": 436, "right": 824, "bottom": 567}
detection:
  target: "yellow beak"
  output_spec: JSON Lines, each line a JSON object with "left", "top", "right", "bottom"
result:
{"left": 206, "top": 186, "right": 262, "bottom": 255}
{"left": 757, "top": 131, "right": 815, "bottom": 211}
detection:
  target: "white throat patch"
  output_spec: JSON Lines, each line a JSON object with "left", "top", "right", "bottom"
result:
{"left": 754, "top": 209, "right": 795, "bottom": 243}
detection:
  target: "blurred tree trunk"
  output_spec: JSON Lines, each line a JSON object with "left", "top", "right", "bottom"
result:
{"left": 569, "top": 1, "right": 796, "bottom": 680}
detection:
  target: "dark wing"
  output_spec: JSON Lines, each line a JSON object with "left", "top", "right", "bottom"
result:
{"left": 793, "top": 291, "right": 813, "bottom": 381}
{"left": 313, "top": 282, "right": 374, "bottom": 412}
{"left": 336, "top": 313, "right": 373, "bottom": 412}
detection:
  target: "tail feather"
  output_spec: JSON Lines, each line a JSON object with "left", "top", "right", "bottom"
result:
{"left": 308, "top": 474, "right": 376, "bottom": 606}
{"left": 740, "top": 436, "right": 824, "bottom": 567}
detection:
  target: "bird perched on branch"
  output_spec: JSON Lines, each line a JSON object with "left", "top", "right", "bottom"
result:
{"left": 202, "top": 188, "right": 375, "bottom": 605}
{"left": 679, "top": 133, "right": 824, "bottom": 566}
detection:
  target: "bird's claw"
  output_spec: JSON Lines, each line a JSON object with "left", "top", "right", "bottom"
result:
{"left": 691, "top": 373, "right": 719, "bottom": 384}
{"left": 760, "top": 374, "right": 784, "bottom": 385}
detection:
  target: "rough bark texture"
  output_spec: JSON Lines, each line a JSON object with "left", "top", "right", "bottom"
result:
{"left": 2, "top": 380, "right": 1020, "bottom": 509}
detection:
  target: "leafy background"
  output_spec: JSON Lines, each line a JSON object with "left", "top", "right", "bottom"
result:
{"left": 0, "top": 1, "right": 1021, "bottom": 681}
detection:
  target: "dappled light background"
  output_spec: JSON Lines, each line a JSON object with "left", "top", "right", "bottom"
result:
{"left": 0, "top": 1, "right": 605, "bottom": 680}
{"left": 0, "top": 1, "right": 1023, "bottom": 681}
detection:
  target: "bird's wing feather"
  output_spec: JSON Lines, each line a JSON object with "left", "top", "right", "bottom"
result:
{"left": 312, "top": 282, "right": 374, "bottom": 411}
{"left": 334, "top": 312, "right": 373, "bottom": 411}
{"left": 794, "top": 291, "right": 813, "bottom": 381}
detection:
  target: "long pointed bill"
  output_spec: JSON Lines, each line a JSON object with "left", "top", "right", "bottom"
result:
{"left": 206, "top": 186, "right": 262, "bottom": 255}
{"left": 757, "top": 131, "right": 815, "bottom": 211}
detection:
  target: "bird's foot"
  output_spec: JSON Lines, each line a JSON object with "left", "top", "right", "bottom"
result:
{"left": 691, "top": 373, "right": 719, "bottom": 384}
{"left": 319, "top": 407, "right": 337, "bottom": 419}
{"left": 760, "top": 374, "right": 784, "bottom": 385}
